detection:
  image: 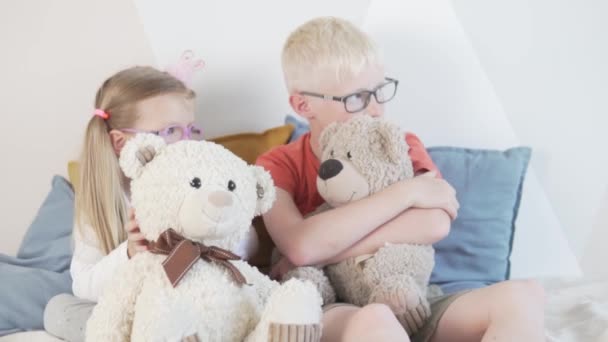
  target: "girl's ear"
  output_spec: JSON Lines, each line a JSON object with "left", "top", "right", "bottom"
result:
{"left": 108, "top": 130, "right": 128, "bottom": 155}
{"left": 119, "top": 133, "right": 167, "bottom": 180}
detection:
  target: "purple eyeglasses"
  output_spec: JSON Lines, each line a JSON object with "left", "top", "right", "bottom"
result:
{"left": 120, "top": 124, "right": 203, "bottom": 143}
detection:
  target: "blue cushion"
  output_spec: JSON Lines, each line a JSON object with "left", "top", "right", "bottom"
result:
{"left": 428, "top": 147, "right": 531, "bottom": 294}
{"left": 0, "top": 176, "right": 74, "bottom": 335}
{"left": 280, "top": 115, "right": 532, "bottom": 293}
{"left": 285, "top": 114, "right": 310, "bottom": 143}
{"left": 16, "top": 176, "right": 74, "bottom": 271}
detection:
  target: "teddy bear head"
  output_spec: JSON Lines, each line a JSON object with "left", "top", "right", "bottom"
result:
{"left": 316, "top": 115, "right": 414, "bottom": 207}
{"left": 119, "top": 134, "right": 275, "bottom": 251}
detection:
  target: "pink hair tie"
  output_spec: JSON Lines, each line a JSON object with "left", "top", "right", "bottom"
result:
{"left": 93, "top": 109, "right": 110, "bottom": 120}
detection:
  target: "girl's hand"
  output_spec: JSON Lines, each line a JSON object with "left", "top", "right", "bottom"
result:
{"left": 126, "top": 208, "right": 148, "bottom": 258}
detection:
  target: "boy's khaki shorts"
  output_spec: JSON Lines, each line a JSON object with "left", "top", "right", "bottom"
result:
{"left": 411, "top": 290, "right": 468, "bottom": 342}
{"left": 323, "top": 290, "right": 469, "bottom": 342}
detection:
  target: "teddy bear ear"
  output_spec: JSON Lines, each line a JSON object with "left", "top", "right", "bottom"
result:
{"left": 119, "top": 133, "right": 167, "bottom": 180}
{"left": 319, "top": 122, "right": 341, "bottom": 152}
{"left": 250, "top": 165, "right": 276, "bottom": 215}
{"left": 373, "top": 119, "right": 407, "bottom": 164}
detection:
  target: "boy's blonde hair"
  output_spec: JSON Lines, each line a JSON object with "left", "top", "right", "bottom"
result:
{"left": 282, "top": 16, "right": 382, "bottom": 92}
{"left": 76, "top": 66, "right": 194, "bottom": 255}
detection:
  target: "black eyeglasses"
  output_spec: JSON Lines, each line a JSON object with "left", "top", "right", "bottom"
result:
{"left": 300, "top": 77, "right": 399, "bottom": 113}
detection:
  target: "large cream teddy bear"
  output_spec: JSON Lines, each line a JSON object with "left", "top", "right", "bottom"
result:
{"left": 283, "top": 115, "right": 435, "bottom": 335}
{"left": 86, "top": 134, "right": 322, "bottom": 342}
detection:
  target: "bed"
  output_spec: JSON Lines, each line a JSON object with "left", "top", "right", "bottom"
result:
{"left": 2, "top": 277, "right": 607, "bottom": 342}
{"left": 2, "top": 123, "right": 607, "bottom": 342}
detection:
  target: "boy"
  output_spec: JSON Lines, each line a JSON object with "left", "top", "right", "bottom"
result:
{"left": 257, "top": 17, "right": 545, "bottom": 342}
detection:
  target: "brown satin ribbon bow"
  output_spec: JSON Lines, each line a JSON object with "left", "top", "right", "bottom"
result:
{"left": 148, "top": 229, "right": 247, "bottom": 288}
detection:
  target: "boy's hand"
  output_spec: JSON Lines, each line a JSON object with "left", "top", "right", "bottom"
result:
{"left": 402, "top": 172, "right": 460, "bottom": 220}
{"left": 126, "top": 208, "right": 149, "bottom": 258}
{"left": 270, "top": 257, "right": 296, "bottom": 280}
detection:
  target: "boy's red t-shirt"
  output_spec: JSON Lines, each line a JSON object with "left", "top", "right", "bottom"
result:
{"left": 256, "top": 132, "right": 440, "bottom": 216}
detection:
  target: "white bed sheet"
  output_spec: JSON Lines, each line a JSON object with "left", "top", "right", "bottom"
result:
{"left": 1, "top": 277, "right": 606, "bottom": 342}
{"left": 543, "top": 277, "right": 608, "bottom": 342}
{"left": 0, "top": 331, "right": 60, "bottom": 342}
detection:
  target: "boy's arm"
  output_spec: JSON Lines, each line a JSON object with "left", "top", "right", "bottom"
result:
{"left": 263, "top": 174, "right": 457, "bottom": 267}
{"left": 320, "top": 208, "right": 450, "bottom": 266}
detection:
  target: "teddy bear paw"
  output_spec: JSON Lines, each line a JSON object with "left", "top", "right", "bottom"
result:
{"left": 368, "top": 277, "right": 431, "bottom": 335}
{"left": 268, "top": 323, "right": 322, "bottom": 342}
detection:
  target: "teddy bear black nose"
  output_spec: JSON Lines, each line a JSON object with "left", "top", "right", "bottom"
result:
{"left": 319, "top": 159, "right": 343, "bottom": 181}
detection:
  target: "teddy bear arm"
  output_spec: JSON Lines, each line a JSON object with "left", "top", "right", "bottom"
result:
{"left": 86, "top": 255, "right": 150, "bottom": 341}
{"left": 245, "top": 279, "right": 323, "bottom": 342}
{"left": 232, "top": 260, "right": 277, "bottom": 306}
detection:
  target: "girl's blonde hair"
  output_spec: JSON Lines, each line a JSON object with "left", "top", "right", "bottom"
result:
{"left": 75, "top": 66, "right": 195, "bottom": 254}
{"left": 282, "top": 16, "right": 382, "bottom": 92}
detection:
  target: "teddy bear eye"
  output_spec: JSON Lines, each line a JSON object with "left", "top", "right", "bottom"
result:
{"left": 227, "top": 180, "right": 236, "bottom": 191}
{"left": 347, "top": 151, "right": 352, "bottom": 159}
{"left": 190, "top": 177, "right": 201, "bottom": 189}
{"left": 330, "top": 150, "right": 335, "bottom": 158}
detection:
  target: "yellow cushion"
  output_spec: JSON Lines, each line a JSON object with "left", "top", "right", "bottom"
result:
{"left": 208, "top": 124, "right": 294, "bottom": 165}
{"left": 67, "top": 161, "right": 80, "bottom": 191}
{"left": 66, "top": 124, "right": 294, "bottom": 268}
{"left": 208, "top": 124, "right": 294, "bottom": 268}
{"left": 67, "top": 124, "right": 294, "bottom": 186}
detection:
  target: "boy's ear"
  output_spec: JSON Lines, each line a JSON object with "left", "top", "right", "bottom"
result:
{"left": 119, "top": 133, "right": 167, "bottom": 180}
{"left": 289, "top": 93, "right": 313, "bottom": 119}
{"left": 250, "top": 165, "right": 276, "bottom": 215}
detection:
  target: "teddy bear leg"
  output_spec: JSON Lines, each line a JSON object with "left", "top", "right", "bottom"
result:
{"left": 368, "top": 275, "right": 431, "bottom": 336}
{"left": 367, "top": 244, "right": 435, "bottom": 289}
{"left": 245, "top": 279, "right": 322, "bottom": 342}
{"left": 283, "top": 266, "right": 336, "bottom": 305}
{"left": 325, "top": 257, "right": 373, "bottom": 307}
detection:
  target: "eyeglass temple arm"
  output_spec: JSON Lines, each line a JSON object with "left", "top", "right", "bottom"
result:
{"left": 300, "top": 91, "right": 345, "bottom": 102}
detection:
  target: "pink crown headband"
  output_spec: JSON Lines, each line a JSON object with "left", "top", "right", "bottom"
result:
{"left": 92, "top": 50, "right": 203, "bottom": 120}
{"left": 165, "top": 50, "right": 205, "bottom": 87}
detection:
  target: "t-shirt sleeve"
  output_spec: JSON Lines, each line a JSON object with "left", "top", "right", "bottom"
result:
{"left": 256, "top": 148, "right": 298, "bottom": 195}
{"left": 406, "top": 133, "right": 442, "bottom": 178}
{"left": 71, "top": 223, "right": 129, "bottom": 302}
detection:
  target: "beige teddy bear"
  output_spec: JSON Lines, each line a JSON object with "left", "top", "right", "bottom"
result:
{"left": 86, "top": 134, "right": 322, "bottom": 342}
{"left": 282, "top": 115, "right": 435, "bottom": 335}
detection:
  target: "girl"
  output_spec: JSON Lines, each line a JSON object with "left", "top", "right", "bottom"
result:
{"left": 44, "top": 66, "right": 206, "bottom": 341}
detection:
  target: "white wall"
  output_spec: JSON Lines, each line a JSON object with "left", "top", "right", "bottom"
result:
{"left": 0, "top": 0, "right": 155, "bottom": 255}
{"left": 1, "top": 0, "right": 605, "bottom": 277}
{"left": 132, "top": 0, "right": 372, "bottom": 138}
{"left": 362, "top": 0, "right": 582, "bottom": 278}
{"left": 582, "top": 187, "right": 608, "bottom": 278}
{"left": 0, "top": 0, "right": 373, "bottom": 255}
{"left": 450, "top": 0, "right": 608, "bottom": 273}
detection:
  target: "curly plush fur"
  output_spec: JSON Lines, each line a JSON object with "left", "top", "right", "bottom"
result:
{"left": 280, "top": 116, "right": 435, "bottom": 335}
{"left": 86, "top": 134, "right": 322, "bottom": 342}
